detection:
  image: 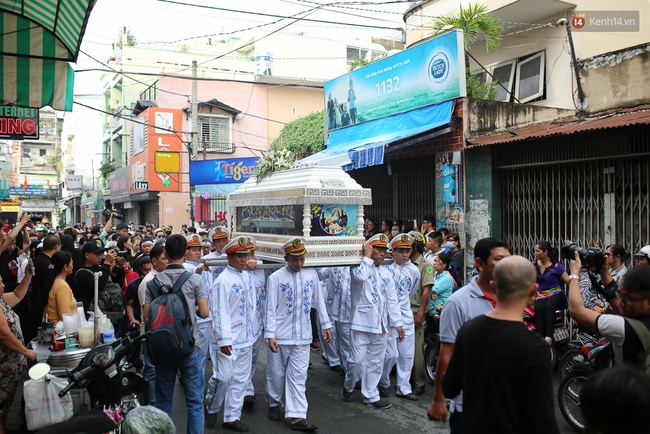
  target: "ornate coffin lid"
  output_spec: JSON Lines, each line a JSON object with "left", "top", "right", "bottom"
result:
{"left": 227, "top": 163, "right": 372, "bottom": 207}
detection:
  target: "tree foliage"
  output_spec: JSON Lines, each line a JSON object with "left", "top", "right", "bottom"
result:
{"left": 117, "top": 28, "right": 137, "bottom": 48}
{"left": 432, "top": 3, "right": 503, "bottom": 54}
{"left": 348, "top": 53, "right": 388, "bottom": 72}
{"left": 465, "top": 69, "right": 497, "bottom": 100}
{"left": 271, "top": 111, "right": 325, "bottom": 156}
{"left": 45, "top": 155, "right": 63, "bottom": 180}
{"left": 432, "top": 3, "right": 503, "bottom": 101}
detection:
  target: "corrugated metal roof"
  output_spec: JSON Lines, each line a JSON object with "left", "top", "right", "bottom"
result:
{"left": 467, "top": 104, "right": 650, "bottom": 147}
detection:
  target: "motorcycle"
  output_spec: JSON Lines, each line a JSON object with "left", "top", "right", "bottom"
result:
{"left": 30, "top": 331, "right": 151, "bottom": 433}
{"left": 424, "top": 328, "right": 441, "bottom": 385}
{"left": 523, "top": 305, "right": 572, "bottom": 367}
{"left": 558, "top": 332, "right": 600, "bottom": 379}
{"left": 557, "top": 337, "right": 612, "bottom": 433}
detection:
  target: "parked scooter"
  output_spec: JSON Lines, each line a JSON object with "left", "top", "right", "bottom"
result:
{"left": 523, "top": 305, "right": 571, "bottom": 367}
{"left": 31, "top": 331, "right": 151, "bottom": 433}
{"left": 557, "top": 338, "right": 612, "bottom": 433}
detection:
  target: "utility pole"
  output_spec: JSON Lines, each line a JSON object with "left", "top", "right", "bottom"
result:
{"left": 558, "top": 18, "right": 585, "bottom": 110}
{"left": 190, "top": 60, "right": 198, "bottom": 227}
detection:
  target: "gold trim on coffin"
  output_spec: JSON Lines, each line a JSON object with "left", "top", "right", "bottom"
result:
{"left": 255, "top": 246, "right": 362, "bottom": 258}
{"left": 236, "top": 233, "right": 364, "bottom": 246}
{"left": 228, "top": 188, "right": 372, "bottom": 205}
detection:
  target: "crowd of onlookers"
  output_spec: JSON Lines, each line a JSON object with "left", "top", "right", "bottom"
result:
{"left": 2, "top": 211, "right": 650, "bottom": 434}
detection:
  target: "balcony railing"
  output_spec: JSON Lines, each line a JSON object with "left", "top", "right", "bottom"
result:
{"left": 197, "top": 142, "right": 235, "bottom": 154}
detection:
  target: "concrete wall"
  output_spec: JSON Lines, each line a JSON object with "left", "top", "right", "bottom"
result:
{"left": 266, "top": 86, "right": 324, "bottom": 142}
{"left": 464, "top": 98, "right": 574, "bottom": 137}
{"left": 404, "top": 0, "right": 650, "bottom": 110}
{"left": 465, "top": 145, "right": 502, "bottom": 243}
{"left": 579, "top": 43, "right": 650, "bottom": 113}
{"left": 158, "top": 192, "right": 192, "bottom": 228}
{"left": 157, "top": 76, "right": 269, "bottom": 159}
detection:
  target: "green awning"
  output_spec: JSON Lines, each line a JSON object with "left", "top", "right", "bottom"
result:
{"left": 0, "top": 1, "right": 95, "bottom": 111}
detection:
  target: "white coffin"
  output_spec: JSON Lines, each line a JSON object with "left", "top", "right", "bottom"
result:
{"left": 227, "top": 163, "right": 372, "bottom": 266}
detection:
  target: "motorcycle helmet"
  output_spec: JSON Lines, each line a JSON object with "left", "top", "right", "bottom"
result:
{"left": 408, "top": 231, "right": 426, "bottom": 250}
{"left": 634, "top": 245, "right": 650, "bottom": 260}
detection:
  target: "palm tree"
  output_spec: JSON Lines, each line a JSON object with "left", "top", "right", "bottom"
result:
{"left": 432, "top": 2, "right": 503, "bottom": 68}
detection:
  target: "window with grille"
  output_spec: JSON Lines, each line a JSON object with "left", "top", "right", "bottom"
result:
{"left": 197, "top": 115, "right": 233, "bottom": 153}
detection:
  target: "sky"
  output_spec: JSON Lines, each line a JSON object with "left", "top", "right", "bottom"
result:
{"left": 75, "top": 0, "right": 411, "bottom": 93}
{"left": 68, "top": 0, "right": 412, "bottom": 180}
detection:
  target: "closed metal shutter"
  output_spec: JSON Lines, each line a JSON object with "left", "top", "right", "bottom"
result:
{"left": 502, "top": 155, "right": 650, "bottom": 259}
{"left": 349, "top": 155, "right": 437, "bottom": 222}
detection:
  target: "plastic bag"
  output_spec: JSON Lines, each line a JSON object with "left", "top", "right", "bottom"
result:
{"left": 23, "top": 374, "right": 73, "bottom": 431}
{"left": 122, "top": 405, "right": 176, "bottom": 434}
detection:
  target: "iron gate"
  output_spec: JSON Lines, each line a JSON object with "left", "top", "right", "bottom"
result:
{"left": 350, "top": 155, "right": 438, "bottom": 222}
{"left": 502, "top": 156, "right": 650, "bottom": 259}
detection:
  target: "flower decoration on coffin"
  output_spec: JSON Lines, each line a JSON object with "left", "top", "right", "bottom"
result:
{"left": 253, "top": 147, "right": 297, "bottom": 183}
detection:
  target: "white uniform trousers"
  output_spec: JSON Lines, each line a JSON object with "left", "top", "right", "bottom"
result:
{"left": 204, "top": 346, "right": 253, "bottom": 422}
{"left": 245, "top": 333, "right": 264, "bottom": 397}
{"left": 265, "top": 344, "right": 310, "bottom": 419}
{"left": 343, "top": 330, "right": 387, "bottom": 404}
{"left": 196, "top": 320, "right": 212, "bottom": 376}
{"left": 318, "top": 314, "right": 340, "bottom": 367}
{"left": 336, "top": 321, "right": 351, "bottom": 373}
{"left": 379, "top": 327, "right": 415, "bottom": 395}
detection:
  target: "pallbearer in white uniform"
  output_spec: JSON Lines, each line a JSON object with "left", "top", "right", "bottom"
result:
{"left": 204, "top": 235, "right": 257, "bottom": 433}
{"left": 317, "top": 266, "right": 352, "bottom": 373}
{"left": 265, "top": 237, "right": 332, "bottom": 432}
{"left": 379, "top": 234, "right": 421, "bottom": 400}
{"left": 198, "top": 227, "right": 229, "bottom": 375}
{"left": 343, "top": 233, "right": 404, "bottom": 409}
{"left": 243, "top": 237, "right": 266, "bottom": 409}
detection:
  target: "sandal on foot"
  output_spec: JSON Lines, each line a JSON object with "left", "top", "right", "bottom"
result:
{"left": 290, "top": 419, "right": 319, "bottom": 432}
{"left": 396, "top": 392, "right": 419, "bottom": 401}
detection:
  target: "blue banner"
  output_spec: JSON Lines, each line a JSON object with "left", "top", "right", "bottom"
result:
{"left": 324, "top": 30, "right": 465, "bottom": 132}
{"left": 9, "top": 188, "right": 50, "bottom": 197}
{"left": 190, "top": 157, "right": 258, "bottom": 185}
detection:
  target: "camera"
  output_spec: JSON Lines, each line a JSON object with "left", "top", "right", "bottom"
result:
{"left": 102, "top": 208, "right": 123, "bottom": 220}
{"left": 561, "top": 240, "right": 605, "bottom": 269}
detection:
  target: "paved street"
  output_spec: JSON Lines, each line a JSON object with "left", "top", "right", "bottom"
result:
{"left": 168, "top": 344, "right": 578, "bottom": 434}
{"left": 5, "top": 341, "right": 577, "bottom": 433}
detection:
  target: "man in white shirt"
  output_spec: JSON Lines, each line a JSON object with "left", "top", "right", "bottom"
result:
{"left": 379, "top": 234, "right": 420, "bottom": 400}
{"left": 204, "top": 236, "right": 257, "bottom": 432}
{"left": 343, "top": 234, "right": 404, "bottom": 409}
{"left": 265, "top": 238, "right": 332, "bottom": 432}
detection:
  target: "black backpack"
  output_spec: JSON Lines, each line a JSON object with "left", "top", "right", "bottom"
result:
{"left": 75, "top": 269, "right": 125, "bottom": 327}
{"left": 625, "top": 317, "right": 650, "bottom": 375}
{"left": 145, "top": 271, "right": 194, "bottom": 365}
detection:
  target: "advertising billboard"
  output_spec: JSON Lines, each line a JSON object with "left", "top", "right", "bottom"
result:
{"left": 0, "top": 105, "right": 39, "bottom": 140}
{"left": 131, "top": 108, "right": 183, "bottom": 193}
{"left": 190, "top": 157, "right": 258, "bottom": 186}
{"left": 324, "top": 30, "right": 465, "bottom": 132}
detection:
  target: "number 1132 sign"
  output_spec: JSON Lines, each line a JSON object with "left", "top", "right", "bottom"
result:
{"left": 324, "top": 29, "right": 465, "bottom": 132}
